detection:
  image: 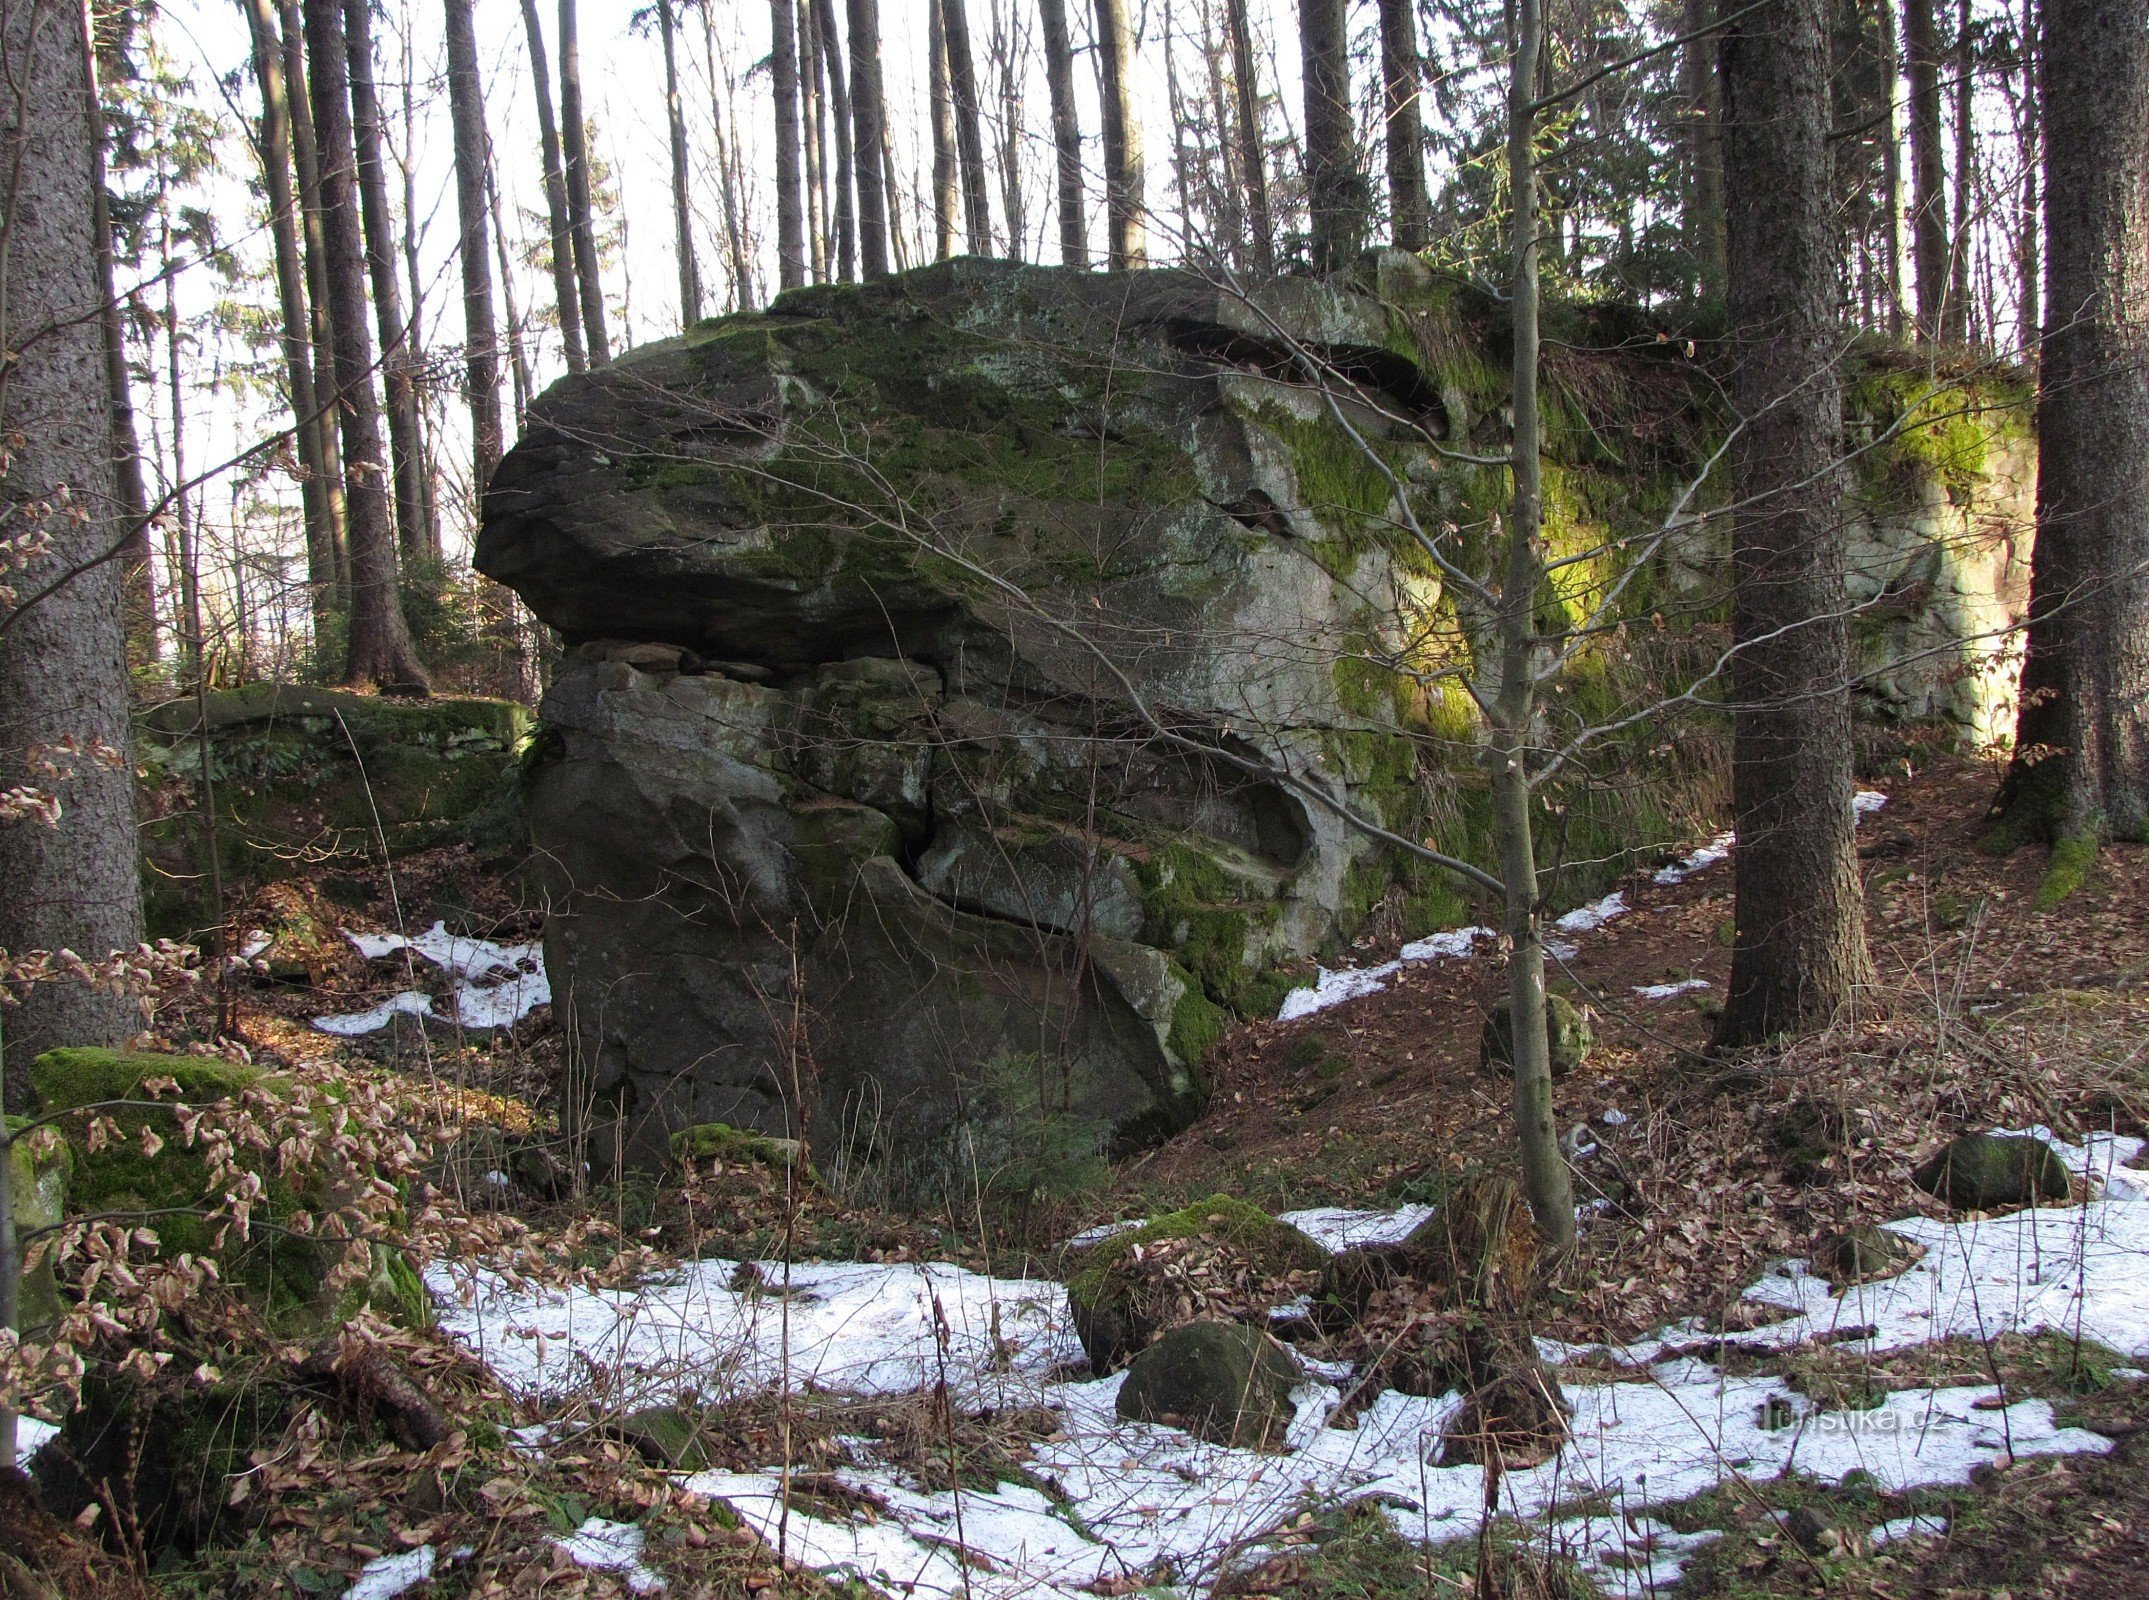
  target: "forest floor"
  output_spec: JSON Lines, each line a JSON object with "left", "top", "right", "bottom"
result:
{"left": 14, "top": 752, "right": 2149, "bottom": 1600}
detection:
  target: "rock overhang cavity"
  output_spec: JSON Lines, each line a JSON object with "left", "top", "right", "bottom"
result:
{"left": 480, "top": 259, "right": 2037, "bottom": 1164}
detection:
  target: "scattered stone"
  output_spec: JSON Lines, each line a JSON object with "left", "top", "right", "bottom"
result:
{"left": 1783, "top": 1504, "right": 1845, "bottom": 1557}
{"left": 1810, "top": 1224, "right": 1926, "bottom": 1288}
{"left": 1480, "top": 995, "right": 1593, "bottom": 1079}
{"left": 669, "top": 1121, "right": 809, "bottom": 1174}
{"left": 614, "top": 1405, "right": 712, "bottom": 1469}
{"left": 1115, "top": 1321, "right": 1304, "bottom": 1449}
{"left": 1913, "top": 1133, "right": 2073, "bottom": 1211}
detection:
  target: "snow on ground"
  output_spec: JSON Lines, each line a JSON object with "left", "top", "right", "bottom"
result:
{"left": 341, "top": 1547, "right": 435, "bottom": 1600}
{"left": 429, "top": 1123, "right": 2140, "bottom": 1599}
{"left": 553, "top": 1518, "right": 666, "bottom": 1594}
{"left": 1633, "top": 978, "right": 1711, "bottom": 1000}
{"left": 312, "top": 920, "right": 549, "bottom": 1034}
{"left": 12, "top": 1416, "right": 57, "bottom": 1469}
{"left": 1276, "top": 791, "right": 1892, "bottom": 1022}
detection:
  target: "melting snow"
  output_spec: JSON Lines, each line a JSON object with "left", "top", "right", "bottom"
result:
{"left": 552, "top": 1518, "right": 665, "bottom": 1594}
{"left": 1274, "top": 927, "right": 1497, "bottom": 1022}
{"left": 13, "top": 1416, "right": 57, "bottom": 1469}
{"left": 313, "top": 921, "right": 549, "bottom": 1034}
{"left": 1633, "top": 978, "right": 1711, "bottom": 1000}
{"left": 1277, "top": 1204, "right": 1435, "bottom": 1252}
{"left": 341, "top": 1546, "right": 435, "bottom": 1600}
{"left": 432, "top": 1126, "right": 2143, "bottom": 1599}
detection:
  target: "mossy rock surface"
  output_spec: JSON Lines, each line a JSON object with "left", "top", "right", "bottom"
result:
{"left": 668, "top": 1121, "right": 819, "bottom": 1190}
{"left": 1912, "top": 1132, "right": 2073, "bottom": 1211}
{"left": 613, "top": 1404, "right": 714, "bottom": 1469}
{"left": 6, "top": 1115, "right": 72, "bottom": 1334}
{"left": 30, "top": 1047, "right": 422, "bottom": 1334}
{"left": 1479, "top": 994, "right": 1594, "bottom": 1079}
{"left": 1065, "top": 1195, "right": 1326, "bottom": 1372}
{"left": 1809, "top": 1224, "right": 1926, "bottom": 1288}
{"left": 1115, "top": 1320, "right": 1304, "bottom": 1449}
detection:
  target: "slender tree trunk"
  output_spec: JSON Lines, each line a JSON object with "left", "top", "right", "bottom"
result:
{"left": 1680, "top": 0, "right": 1726, "bottom": 300}
{"left": 812, "top": 0, "right": 857, "bottom": 281}
{"left": 2013, "top": 0, "right": 2037, "bottom": 351}
{"left": 1203, "top": 5, "right": 1244, "bottom": 264}
{"left": 1904, "top": 0, "right": 1948, "bottom": 339}
{"left": 771, "top": 0, "right": 807, "bottom": 288}
{"left": 658, "top": 1, "right": 704, "bottom": 317}
{"left": 557, "top": 0, "right": 610, "bottom": 362}
{"left": 245, "top": 0, "right": 337, "bottom": 630}
{"left": 483, "top": 150, "right": 533, "bottom": 422}
{"left": 702, "top": 3, "right": 757, "bottom": 307}
{"left": 0, "top": 0, "right": 147, "bottom": 1104}
{"left": 1713, "top": 0, "right": 1872, "bottom": 1047}
{"left": 82, "top": 15, "right": 155, "bottom": 667}
{"left": 1224, "top": 0, "right": 1272, "bottom": 274}
{"left": 396, "top": 36, "right": 439, "bottom": 555}
{"left": 1038, "top": 0, "right": 1086, "bottom": 265}
{"left": 846, "top": 0, "right": 891, "bottom": 277}
{"left": 519, "top": 0, "right": 586, "bottom": 370}
{"left": 929, "top": 0, "right": 958, "bottom": 256}
{"left": 1377, "top": 0, "right": 1426, "bottom": 251}
{"left": 1994, "top": 0, "right": 2149, "bottom": 846}
{"left": 989, "top": 0, "right": 1027, "bottom": 254}
{"left": 1945, "top": 0, "right": 1973, "bottom": 342}
{"left": 1301, "top": 0, "right": 1360, "bottom": 273}
{"left": 445, "top": 0, "right": 504, "bottom": 496}
{"left": 1095, "top": 0, "right": 1144, "bottom": 266}
{"left": 800, "top": 0, "right": 828, "bottom": 279}
{"left": 941, "top": 0, "right": 994, "bottom": 253}
{"left": 1497, "top": 0, "right": 1575, "bottom": 1252}
{"left": 1879, "top": 0, "right": 1906, "bottom": 334}
{"left": 282, "top": 0, "right": 350, "bottom": 593}
{"left": 303, "top": 0, "right": 428, "bottom": 690}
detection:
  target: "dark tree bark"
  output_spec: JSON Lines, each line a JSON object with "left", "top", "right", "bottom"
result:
{"left": 657, "top": 1, "right": 705, "bottom": 316}
{"left": 2012, "top": 0, "right": 2036, "bottom": 348}
{"left": 1095, "top": 0, "right": 1144, "bottom": 266}
{"left": 519, "top": 0, "right": 587, "bottom": 370}
{"left": 929, "top": 0, "right": 957, "bottom": 256}
{"left": 302, "top": 0, "right": 429, "bottom": 690}
{"left": 940, "top": 0, "right": 993, "bottom": 254}
{"left": 1713, "top": 0, "right": 1872, "bottom": 1047}
{"left": 1377, "top": 0, "right": 1426, "bottom": 251}
{"left": 1037, "top": 0, "right": 1085, "bottom": 265}
{"left": 1680, "top": 0, "right": 1726, "bottom": 300}
{"left": 846, "top": 0, "right": 891, "bottom": 277}
{"left": 1946, "top": 0, "right": 1972, "bottom": 343}
{"left": 1878, "top": 0, "right": 1905, "bottom": 333}
{"left": 281, "top": 0, "right": 351, "bottom": 592}
{"left": 770, "top": 0, "right": 806, "bottom": 288}
{"left": 557, "top": 0, "right": 610, "bottom": 363}
{"left": 0, "top": 0, "right": 147, "bottom": 1098}
{"left": 811, "top": 0, "right": 856, "bottom": 281}
{"left": 1994, "top": 0, "right": 2149, "bottom": 845}
{"left": 1300, "top": 0, "right": 1361, "bottom": 272}
{"left": 245, "top": 0, "right": 339, "bottom": 621}
{"left": 1903, "top": 0, "right": 1948, "bottom": 339}
{"left": 1224, "top": 0, "right": 1272, "bottom": 274}
{"left": 342, "top": 0, "right": 433, "bottom": 561}
{"left": 445, "top": 0, "right": 504, "bottom": 494}
{"left": 799, "top": 0, "right": 827, "bottom": 279}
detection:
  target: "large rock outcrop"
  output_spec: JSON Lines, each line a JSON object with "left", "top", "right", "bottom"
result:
{"left": 476, "top": 257, "right": 2032, "bottom": 1164}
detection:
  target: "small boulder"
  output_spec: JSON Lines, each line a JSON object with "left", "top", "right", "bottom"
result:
{"left": 1115, "top": 1321, "right": 1304, "bottom": 1449}
{"left": 1480, "top": 995, "right": 1593, "bottom": 1079}
{"left": 669, "top": 1121, "right": 813, "bottom": 1178}
{"left": 1809, "top": 1224, "right": 1925, "bottom": 1289}
{"left": 1783, "top": 1504, "right": 1846, "bottom": 1557}
{"left": 614, "top": 1404, "right": 712, "bottom": 1469}
{"left": 1912, "top": 1133, "right": 2072, "bottom": 1211}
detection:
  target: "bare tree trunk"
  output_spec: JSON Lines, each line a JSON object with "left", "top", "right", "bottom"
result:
{"left": 1202, "top": 2, "right": 1243, "bottom": 263}
{"left": 989, "top": 0, "right": 1027, "bottom": 254}
{"left": 1879, "top": 0, "right": 1905, "bottom": 334}
{"left": 1301, "top": 0, "right": 1360, "bottom": 272}
{"left": 445, "top": 0, "right": 504, "bottom": 496}
{"left": 2013, "top": 0, "right": 2036, "bottom": 350}
{"left": 1903, "top": 0, "right": 1948, "bottom": 339}
{"left": 1095, "top": 0, "right": 1144, "bottom": 266}
{"left": 702, "top": 2, "right": 758, "bottom": 307}
{"left": 282, "top": 0, "right": 351, "bottom": 593}
{"left": 303, "top": 0, "right": 429, "bottom": 690}
{"left": 658, "top": 1, "right": 704, "bottom": 318}
{"left": 521, "top": 0, "right": 587, "bottom": 370}
{"left": 557, "top": 0, "right": 610, "bottom": 362}
{"left": 396, "top": 31, "right": 439, "bottom": 553}
{"left": 0, "top": 0, "right": 148, "bottom": 1102}
{"left": 1994, "top": 0, "right": 2149, "bottom": 847}
{"left": 847, "top": 0, "right": 891, "bottom": 277}
{"left": 340, "top": 0, "right": 432, "bottom": 562}
{"left": 1377, "top": 0, "right": 1426, "bottom": 251}
{"left": 800, "top": 0, "right": 828, "bottom": 279}
{"left": 1038, "top": 0, "right": 1085, "bottom": 265}
{"left": 1224, "top": 0, "right": 1272, "bottom": 274}
{"left": 1713, "top": 0, "right": 1871, "bottom": 1047}
{"left": 245, "top": 0, "right": 337, "bottom": 628}
{"left": 1945, "top": 0, "right": 1972, "bottom": 343}
{"left": 812, "top": 0, "right": 857, "bottom": 281}
{"left": 929, "top": 0, "right": 958, "bottom": 256}
{"left": 771, "top": 0, "right": 807, "bottom": 289}
{"left": 1680, "top": 0, "right": 1725, "bottom": 300}
{"left": 484, "top": 149, "right": 534, "bottom": 421}
{"left": 1498, "top": 0, "right": 1575, "bottom": 1253}
{"left": 941, "top": 0, "right": 994, "bottom": 253}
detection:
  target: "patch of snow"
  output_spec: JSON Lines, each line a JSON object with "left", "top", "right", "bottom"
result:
{"left": 1653, "top": 831, "right": 1735, "bottom": 885}
{"left": 14, "top": 1416, "right": 56, "bottom": 1468}
{"left": 553, "top": 1518, "right": 665, "bottom": 1594}
{"left": 1065, "top": 1218, "right": 1144, "bottom": 1248}
{"left": 1554, "top": 891, "right": 1629, "bottom": 935}
{"left": 1275, "top": 928, "right": 1497, "bottom": 1022}
{"left": 1855, "top": 789, "right": 1890, "bottom": 815}
{"left": 1632, "top": 978, "right": 1711, "bottom": 1000}
{"left": 240, "top": 930, "right": 273, "bottom": 959}
{"left": 316, "top": 921, "right": 549, "bottom": 1034}
{"left": 1278, "top": 1204, "right": 1435, "bottom": 1253}
{"left": 1601, "top": 1108, "right": 1630, "bottom": 1126}
{"left": 313, "top": 990, "right": 435, "bottom": 1035}
{"left": 342, "top": 1546, "right": 434, "bottom": 1600}
{"left": 1868, "top": 1514, "right": 1947, "bottom": 1547}
{"left": 1397, "top": 925, "right": 1498, "bottom": 963}
{"left": 1550, "top": 1514, "right": 1722, "bottom": 1596}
